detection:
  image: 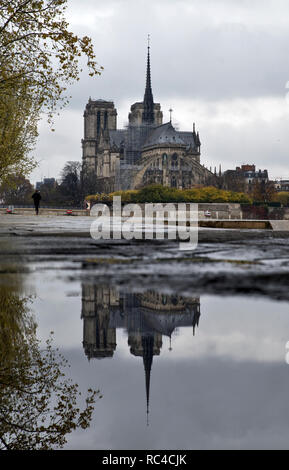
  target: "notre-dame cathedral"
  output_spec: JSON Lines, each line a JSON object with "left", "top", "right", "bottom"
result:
{"left": 82, "top": 43, "right": 217, "bottom": 193}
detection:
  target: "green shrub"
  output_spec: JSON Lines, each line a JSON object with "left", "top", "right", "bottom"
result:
{"left": 274, "top": 191, "right": 289, "bottom": 206}
{"left": 85, "top": 184, "right": 252, "bottom": 204}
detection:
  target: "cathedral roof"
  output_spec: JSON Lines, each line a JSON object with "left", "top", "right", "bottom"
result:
{"left": 141, "top": 309, "right": 197, "bottom": 337}
{"left": 142, "top": 121, "right": 186, "bottom": 149}
{"left": 177, "top": 131, "right": 197, "bottom": 147}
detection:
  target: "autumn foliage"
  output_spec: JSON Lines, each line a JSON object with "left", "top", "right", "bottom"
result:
{"left": 86, "top": 184, "right": 252, "bottom": 204}
{"left": 0, "top": 1, "right": 101, "bottom": 184}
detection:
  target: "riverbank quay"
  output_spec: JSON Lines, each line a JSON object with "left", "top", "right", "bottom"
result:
{"left": 1, "top": 214, "right": 289, "bottom": 302}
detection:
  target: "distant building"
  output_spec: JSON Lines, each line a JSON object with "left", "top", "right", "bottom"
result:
{"left": 223, "top": 164, "right": 269, "bottom": 193}
{"left": 274, "top": 179, "right": 289, "bottom": 192}
{"left": 36, "top": 178, "right": 56, "bottom": 190}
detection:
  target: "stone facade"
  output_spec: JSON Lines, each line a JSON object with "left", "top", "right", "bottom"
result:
{"left": 274, "top": 179, "right": 289, "bottom": 192}
{"left": 82, "top": 46, "right": 217, "bottom": 194}
{"left": 223, "top": 164, "right": 269, "bottom": 194}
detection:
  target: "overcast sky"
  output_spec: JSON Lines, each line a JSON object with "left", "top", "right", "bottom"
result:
{"left": 31, "top": 0, "right": 289, "bottom": 183}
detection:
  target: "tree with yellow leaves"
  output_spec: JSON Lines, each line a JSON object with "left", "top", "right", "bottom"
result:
{"left": 0, "top": 0, "right": 101, "bottom": 183}
{"left": 0, "top": 79, "right": 39, "bottom": 182}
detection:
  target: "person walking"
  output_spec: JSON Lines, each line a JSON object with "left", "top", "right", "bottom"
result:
{"left": 32, "top": 190, "right": 41, "bottom": 215}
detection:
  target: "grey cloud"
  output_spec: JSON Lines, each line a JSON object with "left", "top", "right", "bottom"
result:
{"left": 31, "top": 0, "right": 289, "bottom": 181}
{"left": 66, "top": 0, "right": 289, "bottom": 107}
{"left": 201, "top": 114, "right": 289, "bottom": 178}
{"left": 65, "top": 27, "right": 289, "bottom": 110}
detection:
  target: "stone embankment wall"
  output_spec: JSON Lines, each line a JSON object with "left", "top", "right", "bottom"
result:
{"left": 1, "top": 203, "right": 289, "bottom": 221}
{"left": 241, "top": 205, "right": 289, "bottom": 220}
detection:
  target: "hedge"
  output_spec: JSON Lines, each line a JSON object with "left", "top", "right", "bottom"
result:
{"left": 86, "top": 184, "right": 252, "bottom": 204}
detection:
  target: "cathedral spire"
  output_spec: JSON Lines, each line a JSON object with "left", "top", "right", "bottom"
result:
{"left": 142, "top": 35, "right": 155, "bottom": 124}
{"left": 142, "top": 335, "right": 154, "bottom": 426}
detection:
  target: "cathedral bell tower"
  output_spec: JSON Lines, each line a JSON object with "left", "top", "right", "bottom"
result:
{"left": 82, "top": 99, "right": 117, "bottom": 171}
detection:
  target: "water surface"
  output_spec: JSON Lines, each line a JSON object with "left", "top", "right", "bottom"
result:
{"left": 2, "top": 231, "right": 289, "bottom": 449}
{"left": 27, "top": 271, "right": 289, "bottom": 449}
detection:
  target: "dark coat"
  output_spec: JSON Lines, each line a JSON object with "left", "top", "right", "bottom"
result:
{"left": 32, "top": 192, "right": 42, "bottom": 204}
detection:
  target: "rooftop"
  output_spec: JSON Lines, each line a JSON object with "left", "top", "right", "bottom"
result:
{"left": 143, "top": 122, "right": 186, "bottom": 148}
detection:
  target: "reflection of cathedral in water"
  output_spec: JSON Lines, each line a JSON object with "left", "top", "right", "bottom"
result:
{"left": 81, "top": 285, "right": 201, "bottom": 421}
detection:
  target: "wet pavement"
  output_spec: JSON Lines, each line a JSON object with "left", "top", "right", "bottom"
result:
{"left": 1, "top": 215, "right": 289, "bottom": 301}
